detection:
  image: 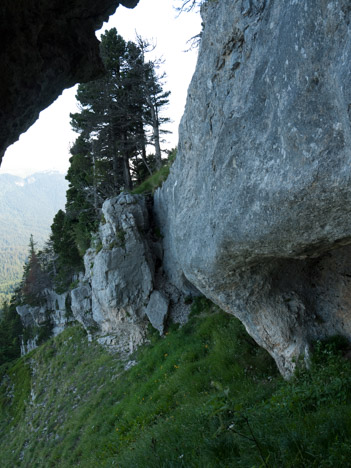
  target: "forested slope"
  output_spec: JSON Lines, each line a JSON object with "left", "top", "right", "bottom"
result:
{"left": 0, "top": 172, "right": 67, "bottom": 302}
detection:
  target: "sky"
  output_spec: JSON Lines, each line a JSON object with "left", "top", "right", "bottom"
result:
{"left": 0, "top": 0, "right": 201, "bottom": 177}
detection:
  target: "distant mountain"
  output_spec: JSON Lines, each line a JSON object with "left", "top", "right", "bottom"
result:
{"left": 0, "top": 171, "right": 68, "bottom": 301}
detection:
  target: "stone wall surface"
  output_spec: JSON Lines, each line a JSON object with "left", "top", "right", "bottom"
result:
{"left": 154, "top": 0, "right": 351, "bottom": 376}
{"left": 69, "top": 194, "right": 185, "bottom": 355}
{"left": 16, "top": 289, "right": 74, "bottom": 354}
{"left": 0, "top": 0, "right": 139, "bottom": 162}
{"left": 85, "top": 194, "right": 154, "bottom": 353}
{"left": 17, "top": 193, "right": 190, "bottom": 357}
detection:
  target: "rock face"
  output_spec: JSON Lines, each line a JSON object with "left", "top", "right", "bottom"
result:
{"left": 0, "top": 0, "right": 139, "bottom": 162}
{"left": 16, "top": 289, "right": 73, "bottom": 354}
{"left": 71, "top": 284, "right": 94, "bottom": 332}
{"left": 155, "top": 0, "right": 351, "bottom": 376}
{"left": 17, "top": 193, "right": 191, "bottom": 357}
{"left": 76, "top": 193, "right": 154, "bottom": 354}
{"left": 70, "top": 193, "right": 188, "bottom": 354}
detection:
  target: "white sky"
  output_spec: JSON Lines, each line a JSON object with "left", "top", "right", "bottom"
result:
{"left": 0, "top": 0, "right": 201, "bottom": 177}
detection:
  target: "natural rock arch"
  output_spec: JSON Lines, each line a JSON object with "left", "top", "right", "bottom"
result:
{"left": 0, "top": 0, "right": 138, "bottom": 163}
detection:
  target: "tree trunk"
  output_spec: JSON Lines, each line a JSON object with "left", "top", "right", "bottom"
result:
{"left": 123, "top": 153, "right": 132, "bottom": 190}
{"left": 91, "top": 140, "right": 99, "bottom": 215}
{"left": 146, "top": 96, "right": 162, "bottom": 170}
{"left": 141, "top": 140, "right": 152, "bottom": 176}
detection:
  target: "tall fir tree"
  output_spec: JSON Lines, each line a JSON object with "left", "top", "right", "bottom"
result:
{"left": 20, "top": 235, "right": 51, "bottom": 306}
{"left": 47, "top": 28, "right": 171, "bottom": 287}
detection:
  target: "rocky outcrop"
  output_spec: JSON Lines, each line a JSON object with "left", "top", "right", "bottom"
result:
{"left": 155, "top": 0, "right": 351, "bottom": 376}
{"left": 145, "top": 290, "right": 169, "bottom": 335}
{"left": 70, "top": 193, "right": 187, "bottom": 354}
{"left": 17, "top": 193, "right": 190, "bottom": 356}
{"left": 73, "top": 193, "right": 154, "bottom": 354}
{"left": 16, "top": 289, "right": 74, "bottom": 354}
{"left": 0, "top": 0, "right": 139, "bottom": 162}
{"left": 71, "top": 284, "right": 94, "bottom": 332}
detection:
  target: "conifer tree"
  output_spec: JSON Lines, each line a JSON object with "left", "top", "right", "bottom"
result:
{"left": 20, "top": 235, "right": 50, "bottom": 305}
{"left": 48, "top": 28, "right": 171, "bottom": 283}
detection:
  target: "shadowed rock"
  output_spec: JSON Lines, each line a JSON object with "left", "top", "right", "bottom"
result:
{"left": 0, "top": 0, "right": 139, "bottom": 162}
{"left": 145, "top": 290, "right": 169, "bottom": 335}
{"left": 155, "top": 0, "right": 351, "bottom": 376}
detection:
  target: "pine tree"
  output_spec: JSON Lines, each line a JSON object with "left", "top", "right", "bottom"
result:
{"left": 20, "top": 235, "right": 50, "bottom": 305}
{"left": 135, "top": 36, "right": 171, "bottom": 170}
{"left": 48, "top": 28, "right": 171, "bottom": 283}
{"left": 50, "top": 211, "right": 82, "bottom": 291}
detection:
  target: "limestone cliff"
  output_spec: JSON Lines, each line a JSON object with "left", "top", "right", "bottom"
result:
{"left": 8, "top": 0, "right": 351, "bottom": 377}
{"left": 16, "top": 289, "right": 73, "bottom": 354}
{"left": 155, "top": 0, "right": 351, "bottom": 376}
{"left": 18, "top": 194, "right": 190, "bottom": 357}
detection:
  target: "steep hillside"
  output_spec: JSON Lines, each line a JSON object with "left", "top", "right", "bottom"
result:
{"left": 1, "top": 300, "right": 351, "bottom": 467}
{"left": 0, "top": 172, "right": 68, "bottom": 302}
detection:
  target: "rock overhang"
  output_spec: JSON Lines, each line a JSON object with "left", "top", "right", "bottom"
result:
{"left": 0, "top": 0, "right": 139, "bottom": 163}
{"left": 154, "top": 0, "right": 351, "bottom": 376}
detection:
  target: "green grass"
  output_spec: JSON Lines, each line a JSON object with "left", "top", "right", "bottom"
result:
{"left": 1, "top": 299, "right": 351, "bottom": 467}
{"left": 132, "top": 151, "right": 176, "bottom": 195}
{"left": 132, "top": 165, "right": 171, "bottom": 195}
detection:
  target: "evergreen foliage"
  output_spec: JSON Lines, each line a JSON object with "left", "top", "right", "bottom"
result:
{"left": 0, "top": 299, "right": 23, "bottom": 366}
{"left": 49, "top": 210, "right": 83, "bottom": 292}
{"left": 19, "top": 235, "right": 51, "bottom": 306}
{"left": 68, "top": 27, "right": 170, "bottom": 202}
{"left": 49, "top": 28, "right": 171, "bottom": 283}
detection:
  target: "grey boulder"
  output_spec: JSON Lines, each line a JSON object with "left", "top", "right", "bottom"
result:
{"left": 154, "top": 0, "right": 351, "bottom": 376}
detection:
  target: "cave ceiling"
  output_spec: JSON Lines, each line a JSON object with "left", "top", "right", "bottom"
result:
{"left": 0, "top": 0, "right": 139, "bottom": 163}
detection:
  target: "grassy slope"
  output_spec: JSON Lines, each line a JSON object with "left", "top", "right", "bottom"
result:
{"left": 132, "top": 151, "right": 176, "bottom": 195}
{"left": 1, "top": 299, "right": 351, "bottom": 467}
